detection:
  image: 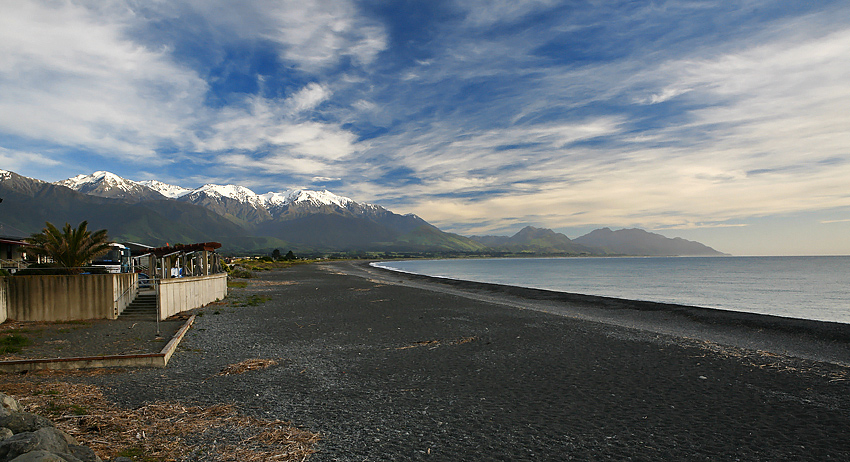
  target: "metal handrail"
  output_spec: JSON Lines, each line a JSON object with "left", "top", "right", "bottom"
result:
{"left": 113, "top": 275, "right": 139, "bottom": 318}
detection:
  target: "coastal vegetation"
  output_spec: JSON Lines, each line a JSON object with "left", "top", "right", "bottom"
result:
{"left": 24, "top": 221, "right": 111, "bottom": 273}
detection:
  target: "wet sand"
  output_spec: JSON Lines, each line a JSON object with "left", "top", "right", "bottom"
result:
{"left": 60, "top": 262, "right": 850, "bottom": 460}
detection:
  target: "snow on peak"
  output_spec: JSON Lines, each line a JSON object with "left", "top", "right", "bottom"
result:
{"left": 0, "top": 169, "right": 11, "bottom": 180}
{"left": 191, "top": 184, "right": 265, "bottom": 208}
{"left": 285, "top": 189, "right": 354, "bottom": 208}
{"left": 57, "top": 171, "right": 140, "bottom": 192}
{"left": 139, "top": 180, "right": 193, "bottom": 199}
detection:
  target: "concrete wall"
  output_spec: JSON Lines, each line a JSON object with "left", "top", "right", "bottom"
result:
{"left": 0, "top": 277, "right": 7, "bottom": 324}
{"left": 158, "top": 273, "right": 227, "bottom": 320}
{"left": 6, "top": 273, "right": 137, "bottom": 322}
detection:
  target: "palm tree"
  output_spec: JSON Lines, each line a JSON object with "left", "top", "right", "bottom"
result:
{"left": 26, "top": 221, "right": 112, "bottom": 271}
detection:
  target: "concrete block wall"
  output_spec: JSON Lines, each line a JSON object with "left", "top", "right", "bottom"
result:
{"left": 6, "top": 273, "right": 137, "bottom": 322}
{"left": 0, "top": 277, "right": 7, "bottom": 324}
{"left": 158, "top": 273, "right": 227, "bottom": 320}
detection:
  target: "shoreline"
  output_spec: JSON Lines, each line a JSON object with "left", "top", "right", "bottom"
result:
{"left": 368, "top": 255, "right": 850, "bottom": 325}
{"left": 343, "top": 260, "right": 850, "bottom": 366}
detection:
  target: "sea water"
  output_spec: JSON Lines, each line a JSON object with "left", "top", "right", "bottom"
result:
{"left": 373, "top": 256, "right": 850, "bottom": 324}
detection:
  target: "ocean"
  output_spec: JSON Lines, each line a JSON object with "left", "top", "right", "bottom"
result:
{"left": 372, "top": 256, "right": 850, "bottom": 324}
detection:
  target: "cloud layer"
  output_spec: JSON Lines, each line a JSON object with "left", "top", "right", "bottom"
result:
{"left": 2, "top": 0, "right": 850, "bottom": 254}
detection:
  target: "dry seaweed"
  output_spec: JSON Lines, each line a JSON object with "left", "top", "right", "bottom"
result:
{"left": 0, "top": 375, "right": 319, "bottom": 462}
{"left": 217, "top": 358, "right": 279, "bottom": 376}
{"left": 394, "top": 336, "right": 479, "bottom": 350}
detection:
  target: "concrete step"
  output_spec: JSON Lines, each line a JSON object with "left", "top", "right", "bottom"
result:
{"left": 119, "top": 293, "right": 159, "bottom": 320}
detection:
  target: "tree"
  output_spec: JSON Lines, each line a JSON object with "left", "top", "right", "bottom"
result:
{"left": 284, "top": 250, "right": 296, "bottom": 261}
{"left": 26, "top": 221, "right": 112, "bottom": 271}
{"left": 271, "top": 249, "right": 281, "bottom": 260}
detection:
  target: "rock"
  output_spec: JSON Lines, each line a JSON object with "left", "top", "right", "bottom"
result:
{"left": 107, "top": 458, "right": 133, "bottom": 462}
{"left": 0, "top": 427, "right": 70, "bottom": 461}
{"left": 53, "top": 434, "right": 76, "bottom": 449}
{"left": 55, "top": 453, "right": 83, "bottom": 462}
{"left": 0, "top": 395, "right": 23, "bottom": 414}
{"left": 0, "top": 429, "right": 13, "bottom": 442}
{"left": 0, "top": 413, "right": 54, "bottom": 434}
{"left": 8, "top": 450, "right": 67, "bottom": 462}
{"left": 67, "top": 446, "right": 100, "bottom": 462}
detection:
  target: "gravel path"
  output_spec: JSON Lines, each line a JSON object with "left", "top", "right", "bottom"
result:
{"left": 68, "top": 262, "right": 850, "bottom": 461}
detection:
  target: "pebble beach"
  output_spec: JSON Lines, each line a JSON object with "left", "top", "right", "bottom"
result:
{"left": 5, "top": 261, "right": 850, "bottom": 460}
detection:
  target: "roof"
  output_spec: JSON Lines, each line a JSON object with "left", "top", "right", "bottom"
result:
{"left": 0, "top": 238, "right": 28, "bottom": 246}
{"left": 148, "top": 242, "right": 222, "bottom": 257}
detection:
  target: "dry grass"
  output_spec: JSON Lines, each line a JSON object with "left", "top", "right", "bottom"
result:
{"left": 0, "top": 373, "right": 319, "bottom": 462}
{"left": 217, "top": 359, "right": 279, "bottom": 376}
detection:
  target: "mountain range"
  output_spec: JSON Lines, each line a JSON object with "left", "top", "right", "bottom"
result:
{"left": 1, "top": 169, "right": 726, "bottom": 256}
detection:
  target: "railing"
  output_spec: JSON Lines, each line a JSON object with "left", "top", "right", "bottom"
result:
{"left": 113, "top": 277, "right": 139, "bottom": 318}
{"left": 0, "top": 259, "right": 26, "bottom": 271}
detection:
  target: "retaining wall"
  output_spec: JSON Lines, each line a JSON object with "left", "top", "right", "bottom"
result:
{"left": 0, "top": 277, "right": 7, "bottom": 323}
{"left": 5, "top": 273, "right": 137, "bottom": 321}
{"left": 158, "top": 273, "right": 227, "bottom": 320}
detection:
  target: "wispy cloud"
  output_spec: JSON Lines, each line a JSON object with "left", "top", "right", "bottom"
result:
{"left": 1, "top": 0, "right": 849, "bottom": 254}
{"left": 0, "top": 1, "right": 207, "bottom": 160}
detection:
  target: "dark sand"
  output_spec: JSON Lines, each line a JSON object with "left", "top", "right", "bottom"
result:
{"left": 49, "top": 262, "right": 850, "bottom": 460}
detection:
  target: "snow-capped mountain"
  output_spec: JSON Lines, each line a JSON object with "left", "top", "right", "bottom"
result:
{"left": 44, "top": 170, "right": 484, "bottom": 252}
{"left": 138, "top": 180, "right": 192, "bottom": 199}
{"left": 57, "top": 172, "right": 369, "bottom": 216}
{"left": 55, "top": 171, "right": 165, "bottom": 202}
{"left": 54, "top": 171, "right": 404, "bottom": 228}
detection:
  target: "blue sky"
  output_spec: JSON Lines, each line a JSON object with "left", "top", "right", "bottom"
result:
{"left": 2, "top": 0, "right": 850, "bottom": 255}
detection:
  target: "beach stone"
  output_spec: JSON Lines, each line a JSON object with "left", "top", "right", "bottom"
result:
{"left": 0, "top": 395, "right": 22, "bottom": 414}
{"left": 0, "top": 413, "right": 53, "bottom": 434}
{"left": 8, "top": 450, "right": 67, "bottom": 462}
{"left": 55, "top": 453, "right": 84, "bottom": 462}
{"left": 54, "top": 433, "right": 76, "bottom": 448}
{"left": 0, "top": 429, "right": 13, "bottom": 442}
{"left": 0, "top": 427, "right": 70, "bottom": 461}
{"left": 67, "top": 446, "right": 100, "bottom": 462}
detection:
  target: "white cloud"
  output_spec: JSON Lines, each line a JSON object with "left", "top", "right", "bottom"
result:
{"left": 260, "top": 0, "right": 387, "bottom": 71}
{"left": 286, "top": 83, "right": 332, "bottom": 114}
{"left": 0, "top": 1, "right": 207, "bottom": 160}
{"left": 0, "top": 147, "right": 61, "bottom": 171}
{"left": 457, "top": 0, "right": 559, "bottom": 27}
{"left": 200, "top": 93, "right": 358, "bottom": 164}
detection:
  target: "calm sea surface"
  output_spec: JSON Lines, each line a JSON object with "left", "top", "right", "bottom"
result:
{"left": 373, "top": 256, "right": 850, "bottom": 324}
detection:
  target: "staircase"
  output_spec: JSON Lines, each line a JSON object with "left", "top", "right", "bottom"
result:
{"left": 119, "top": 291, "right": 158, "bottom": 320}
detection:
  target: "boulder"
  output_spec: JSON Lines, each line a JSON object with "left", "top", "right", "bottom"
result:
{"left": 0, "top": 395, "right": 23, "bottom": 414}
{"left": 0, "top": 429, "right": 13, "bottom": 442}
{"left": 8, "top": 450, "right": 68, "bottom": 462}
{"left": 0, "top": 427, "right": 70, "bottom": 461}
{"left": 67, "top": 446, "right": 99, "bottom": 462}
{"left": 0, "top": 414, "right": 53, "bottom": 434}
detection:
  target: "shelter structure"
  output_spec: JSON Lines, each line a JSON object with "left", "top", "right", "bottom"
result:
{"left": 141, "top": 242, "right": 224, "bottom": 280}
{"left": 0, "top": 236, "right": 29, "bottom": 273}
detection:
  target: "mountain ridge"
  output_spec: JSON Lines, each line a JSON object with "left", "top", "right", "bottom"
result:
{"left": 0, "top": 169, "right": 726, "bottom": 256}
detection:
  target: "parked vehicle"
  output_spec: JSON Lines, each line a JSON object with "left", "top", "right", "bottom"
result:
{"left": 91, "top": 243, "right": 131, "bottom": 273}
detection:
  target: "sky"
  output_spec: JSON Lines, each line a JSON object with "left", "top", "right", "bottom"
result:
{"left": 1, "top": 0, "right": 849, "bottom": 256}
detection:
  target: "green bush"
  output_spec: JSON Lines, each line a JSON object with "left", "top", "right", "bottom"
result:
{"left": 229, "top": 268, "right": 253, "bottom": 278}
